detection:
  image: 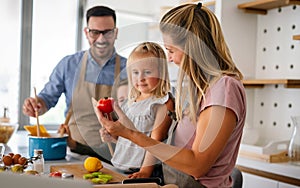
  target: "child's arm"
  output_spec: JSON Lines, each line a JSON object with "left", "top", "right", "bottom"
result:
{"left": 128, "top": 98, "right": 174, "bottom": 178}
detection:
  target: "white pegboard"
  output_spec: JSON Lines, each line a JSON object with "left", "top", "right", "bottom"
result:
{"left": 253, "top": 5, "right": 300, "bottom": 143}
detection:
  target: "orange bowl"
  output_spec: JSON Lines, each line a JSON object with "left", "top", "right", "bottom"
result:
{"left": 0, "top": 123, "right": 19, "bottom": 144}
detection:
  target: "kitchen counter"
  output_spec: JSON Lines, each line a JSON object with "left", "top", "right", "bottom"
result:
{"left": 3, "top": 131, "right": 177, "bottom": 188}
{"left": 5, "top": 131, "right": 300, "bottom": 184}
{"left": 4, "top": 130, "right": 123, "bottom": 174}
{"left": 236, "top": 157, "right": 300, "bottom": 180}
{"left": 237, "top": 156, "right": 300, "bottom": 186}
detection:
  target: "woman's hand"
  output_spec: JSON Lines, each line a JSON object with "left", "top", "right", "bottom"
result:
{"left": 93, "top": 98, "right": 136, "bottom": 138}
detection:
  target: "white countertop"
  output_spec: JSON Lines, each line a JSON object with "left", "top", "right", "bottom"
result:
{"left": 236, "top": 156, "right": 300, "bottom": 180}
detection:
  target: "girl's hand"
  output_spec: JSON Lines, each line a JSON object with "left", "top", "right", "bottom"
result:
{"left": 128, "top": 171, "right": 151, "bottom": 179}
{"left": 92, "top": 98, "right": 136, "bottom": 138}
{"left": 99, "top": 127, "right": 117, "bottom": 143}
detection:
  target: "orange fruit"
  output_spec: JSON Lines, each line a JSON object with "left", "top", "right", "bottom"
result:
{"left": 83, "top": 157, "right": 103, "bottom": 172}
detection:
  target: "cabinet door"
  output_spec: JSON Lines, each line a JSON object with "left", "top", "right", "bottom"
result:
{"left": 242, "top": 172, "right": 278, "bottom": 188}
{"left": 278, "top": 182, "right": 300, "bottom": 188}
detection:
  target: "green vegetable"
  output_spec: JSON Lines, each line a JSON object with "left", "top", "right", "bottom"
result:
{"left": 83, "top": 172, "right": 113, "bottom": 184}
{"left": 91, "top": 177, "right": 109, "bottom": 184}
{"left": 83, "top": 173, "right": 94, "bottom": 179}
{"left": 98, "top": 174, "right": 113, "bottom": 180}
{"left": 92, "top": 172, "right": 102, "bottom": 177}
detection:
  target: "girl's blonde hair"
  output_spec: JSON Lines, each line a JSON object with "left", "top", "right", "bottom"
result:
{"left": 160, "top": 3, "right": 243, "bottom": 123}
{"left": 127, "top": 42, "right": 170, "bottom": 101}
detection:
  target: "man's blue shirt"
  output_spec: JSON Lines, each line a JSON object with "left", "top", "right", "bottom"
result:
{"left": 38, "top": 49, "right": 127, "bottom": 115}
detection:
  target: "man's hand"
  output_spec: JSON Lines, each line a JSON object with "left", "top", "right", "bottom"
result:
{"left": 23, "top": 97, "right": 47, "bottom": 117}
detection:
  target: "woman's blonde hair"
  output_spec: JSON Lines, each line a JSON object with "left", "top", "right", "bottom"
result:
{"left": 126, "top": 42, "right": 170, "bottom": 101}
{"left": 160, "top": 3, "right": 243, "bottom": 123}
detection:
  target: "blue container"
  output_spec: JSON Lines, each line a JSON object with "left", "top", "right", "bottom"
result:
{"left": 28, "top": 133, "right": 68, "bottom": 160}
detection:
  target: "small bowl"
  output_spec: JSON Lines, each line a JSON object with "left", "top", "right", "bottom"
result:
{"left": 0, "top": 123, "right": 19, "bottom": 144}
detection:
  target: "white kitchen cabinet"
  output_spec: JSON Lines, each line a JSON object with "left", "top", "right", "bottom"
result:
{"left": 242, "top": 172, "right": 300, "bottom": 188}
{"left": 242, "top": 172, "right": 278, "bottom": 188}
{"left": 278, "top": 182, "right": 300, "bottom": 188}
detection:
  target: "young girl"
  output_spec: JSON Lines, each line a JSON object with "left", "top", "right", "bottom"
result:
{"left": 96, "top": 3, "right": 246, "bottom": 188}
{"left": 101, "top": 42, "right": 174, "bottom": 178}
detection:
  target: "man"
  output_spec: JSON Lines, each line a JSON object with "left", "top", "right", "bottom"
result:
{"left": 23, "top": 6, "right": 127, "bottom": 163}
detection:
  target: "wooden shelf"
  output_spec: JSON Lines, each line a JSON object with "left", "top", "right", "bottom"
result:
{"left": 203, "top": 0, "right": 216, "bottom": 7}
{"left": 242, "top": 79, "right": 300, "bottom": 88}
{"left": 293, "top": 35, "right": 300, "bottom": 40}
{"left": 237, "top": 0, "right": 300, "bottom": 15}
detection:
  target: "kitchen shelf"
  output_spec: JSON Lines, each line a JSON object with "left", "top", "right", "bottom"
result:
{"left": 242, "top": 79, "right": 300, "bottom": 88}
{"left": 293, "top": 35, "right": 300, "bottom": 40}
{"left": 237, "top": 0, "right": 300, "bottom": 15}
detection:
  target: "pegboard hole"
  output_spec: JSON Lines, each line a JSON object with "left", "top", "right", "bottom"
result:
{"left": 263, "top": 47, "right": 266, "bottom": 52}
{"left": 290, "top": 64, "right": 294, "bottom": 69}
{"left": 273, "top": 121, "right": 277, "bottom": 126}
{"left": 292, "top": 24, "right": 296, "bottom": 30}
{"left": 287, "top": 123, "right": 291, "bottom": 128}
{"left": 292, "top": 5, "right": 297, "bottom": 10}
{"left": 278, "top": 7, "right": 282, "bottom": 12}
{"left": 277, "top": 27, "right": 281, "bottom": 32}
{"left": 262, "top": 65, "right": 266, "bottom": 70}
{"left": 288, "top": 103, "right": 292, "bottom": 108}
{"left": 291, "top": 44, "right": 295, "bottom": 50}
{"left": 276, "top": 46, "right": 280, "bottom": 51}
{"left": 274, "top": 103, "right": 278, "bottom": 107}
{"left": 259, "top": 120, "right": 263, "bottom": 125}
{"left": 263, "top": 29, "right": 267, "bottom": 33}
{"left": 275, "top": 65, "right": 279, "bottom": 69}
{"left": 260, "top": 102, "right": 264, "bottom": 106}
{"left": 275, "top": 84, "right": 278, "bottom": 88}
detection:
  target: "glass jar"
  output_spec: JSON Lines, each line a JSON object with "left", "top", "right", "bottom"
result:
{"left": 288, "top": 116, "right": 300, "bottom": 165}
{"left": 33, "top": 149, "right": 44, "bottom": 173}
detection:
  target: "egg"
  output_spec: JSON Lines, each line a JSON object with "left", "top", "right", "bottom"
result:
{"left": 18, "top": 157, "right": 27, "bottom": 165}
{"left": 12, "top": 154, "right": 21, "bottom": 165}
{"left": 2, "top": 155, "right": 13, "bottom": 166}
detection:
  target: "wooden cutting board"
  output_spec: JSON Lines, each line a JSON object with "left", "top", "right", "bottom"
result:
{"left": 50, "top": 163, "right": 126, "bottom": 183}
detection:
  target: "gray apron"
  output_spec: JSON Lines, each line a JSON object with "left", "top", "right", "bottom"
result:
{"left": 69, "top": 51, "right": 120, "bottom": 147}
{"left": 162, "top": 119, "right": 206, "bottom": 188}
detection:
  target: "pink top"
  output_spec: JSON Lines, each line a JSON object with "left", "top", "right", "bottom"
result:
{"left": 173, "top": 76, "right": 246, "bottom": 187}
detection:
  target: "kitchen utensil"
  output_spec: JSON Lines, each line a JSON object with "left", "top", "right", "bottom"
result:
{"left": 288, "top": 116, "right": 300, "bottom": 165}
{"left": 58, "top": 107, "right": 73, "bottom": 137}
{"left": 33, "top": 87, "right": 41, "bottom": 137}
{"left": 91, "top": 97, "right": 114, "bottom": 157}
{"left": 28, "top": 132, "right": 68, "bottom": 160}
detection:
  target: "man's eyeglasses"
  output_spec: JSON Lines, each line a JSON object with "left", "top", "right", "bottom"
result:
{"left": 87, "top": 28, "right": 116, "bottom": 39}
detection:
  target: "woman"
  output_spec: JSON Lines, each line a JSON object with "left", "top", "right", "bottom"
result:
{"left": 95, "top": 3, "right": 246, "bottom": 187}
